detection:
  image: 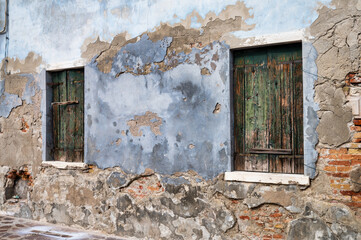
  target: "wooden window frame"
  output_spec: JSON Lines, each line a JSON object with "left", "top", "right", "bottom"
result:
{"left": 41, "top": 66, "right": 85, "bottom": 164}
{"left": 231, "top": 41, "right": 309, "bottom": 179}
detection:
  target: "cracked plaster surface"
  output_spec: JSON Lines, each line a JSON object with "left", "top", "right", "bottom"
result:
{"left": 311, "top": 0, "right": 361, "bottom": 147}
{"left": 0, "top": 0, "right": 361, "bottom": 239}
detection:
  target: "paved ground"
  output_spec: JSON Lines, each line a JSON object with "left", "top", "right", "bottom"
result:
{"left": 0, "top": 215, "right": 127, "bottom": 240}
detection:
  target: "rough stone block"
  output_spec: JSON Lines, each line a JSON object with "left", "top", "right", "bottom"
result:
{"left": 214, "top": 180, "right": 252, "bottom": 200}
{"left": 287, "top": 218, "right": 337, "bottom": 240}
{"left": 106, "top": 172, "right": 128, "bottom": 189}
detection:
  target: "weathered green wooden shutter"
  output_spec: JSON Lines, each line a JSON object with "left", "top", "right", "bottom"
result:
{"left": 51, "top": 69, "right": 84, "bottom": 162}
{"left": 234, "top": 44, "right": 303, "bottom": 173}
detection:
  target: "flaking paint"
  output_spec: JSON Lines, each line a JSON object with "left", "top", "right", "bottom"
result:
{"left": 85, "top": 40, "right": 230, "bottom": 179}
{"left": 1, "top": 0, "right": 338, "bottom": 178}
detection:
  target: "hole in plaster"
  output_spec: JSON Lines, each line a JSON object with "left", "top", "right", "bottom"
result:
{"left": 5, "top": 170, "right": 31, "bottom": 201}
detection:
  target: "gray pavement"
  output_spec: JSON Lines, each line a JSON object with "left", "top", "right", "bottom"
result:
{"left": 0, "top": 215, "right": 127, "bottom": 240}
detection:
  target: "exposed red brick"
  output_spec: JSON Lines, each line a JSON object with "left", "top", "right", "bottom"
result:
{"left": 351, "top": 159, "right": 361, "bottom": 166}
{"left": 350, "top": 76, "right": 361, "bottom": 84}
{"left": 347, "top": 72, "right": 356, "bottom": 80}
{"left": 270, "top": 213, "right": 283, "bottom": 218}
{"left": 329, "top": 154, "right": 361, "bottom": 160}
{"left": 340, "top": 191, "right": 361, "bottom": 196}
{"left": 354, "top": 132, "right": 361, "bottom": 139}
{"left": 352, "top": 196, "right": 361, "bottom": 202}
{"left": 262, "top": 235, "right": 272, "bottom": 240}
{"left": 273, "top": 234, "right": 284, "bottom": 239}
{"left": 347, "top": 155, "right": 361, "bottom": 160}
{"left": 353, "top": 119, "right": 361, "bottom": 126}
{"left": 349, "top": 149, "right": 361, "bottom": 154}
{"left": 328, "top": 160, "right": 350, "bottom": 166}
{"left": 147, "top": 185, "right": 162, "bottom": 191}
{"left": 345, "top": 202, "right": 361, "bottom": 208}
{"left": 352, "top": 138, "right": 361, "bottom": 143}
{"left": 327, "top": 172, "right": 350, "bottom": 178}
{"left": 329, "top": 149, "right": 348, "bottom": 154}
{"left": 330, "top": 184, "right": 351, "bottom": 190}
{"left": 350, "top": 126, "right": 361, "bottom": 131}
{"left": 324, "top": 166, "right": 337, "bottom": 172}
{"left": 337, "top": 166, "right": 352, "bottom": 172}
{"left": 239, "top": 216, "right": 250, "bottom": 220}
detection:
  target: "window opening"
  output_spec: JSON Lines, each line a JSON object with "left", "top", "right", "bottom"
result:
{"left": 49, "top": 69, "right": 84, "bottom": 162}
{"left": 233, "top": 43, "right": 303, "bottom": 173}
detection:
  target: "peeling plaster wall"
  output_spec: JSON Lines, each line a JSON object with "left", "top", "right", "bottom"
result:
{"left": 1, "top": 0, "right": 361, "bottom": 239}
{"left": 302, "top": 42, "right": 320, "bottom": 178}
{"left": 85, "top": 38, "right": 230, "bottom": 178}
{"left": 0, "top": 0, "right": 331, "bottom": 64}
{"left": 0, "top": 0, "right": 332, "bottom": 178}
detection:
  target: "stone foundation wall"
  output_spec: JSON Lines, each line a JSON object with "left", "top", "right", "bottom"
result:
{"left": 0, "top": 165, "right": 360, "bottom": 239}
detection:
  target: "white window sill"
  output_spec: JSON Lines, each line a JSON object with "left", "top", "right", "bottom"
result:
{"left": 224, "top": 171, "right": 310, "bottom": 186}
{"left": 42, "top": 161, "right": 88, "bottom": 169}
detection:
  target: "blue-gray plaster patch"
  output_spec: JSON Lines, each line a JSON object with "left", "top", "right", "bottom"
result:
{"left": 111, "top": 34, "right": 172, "bottom": 75}
{"left": 306, "top": 106, "right": 319, "bottom": 146}
{"left": 302, "top": 41, "right": 320, "bottom": 179}
{"left": 85, "top": 41, "right": 231, "bottom": 179}
{"left": 0, "top": 80, "right": 4, "bottom": 95}
{"left": 21, "top": 74, "right": 39, "bottom": 104}
{"left": 161, "top": 176, "right": 190, "bottom": 186}
{"left": 0, "top": 92, "right": 22, "bottom": 118}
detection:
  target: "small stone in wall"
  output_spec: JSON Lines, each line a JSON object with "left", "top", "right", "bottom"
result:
{"left": 106, "top": 172, "right": 128, "bottom": 189}
{"left": 287, "top": 218, "right": 337, "bottom": 240}
{"left": 214, "top": 207, "right": 236, "bottom": 233}
{"left": 189, "top": 144, "right": 195, "bottom": 149}
{"left": 214, "top": 180, "right": 250, "bottom": 200}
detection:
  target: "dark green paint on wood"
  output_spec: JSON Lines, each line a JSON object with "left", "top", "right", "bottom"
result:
{"left": 51, "top": 69, "right": 84, "bottom": 162}
{"left": 233, "top": 43, "right": 303, "bottom": 174}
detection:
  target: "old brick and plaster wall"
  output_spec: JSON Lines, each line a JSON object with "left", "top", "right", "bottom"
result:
{"left": 0, "top": 0, "right": 361, "bottom": 239}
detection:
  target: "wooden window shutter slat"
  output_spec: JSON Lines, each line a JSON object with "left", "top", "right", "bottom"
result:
{"left": 51, "top": 69, "right": 84, "bottom": 162}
